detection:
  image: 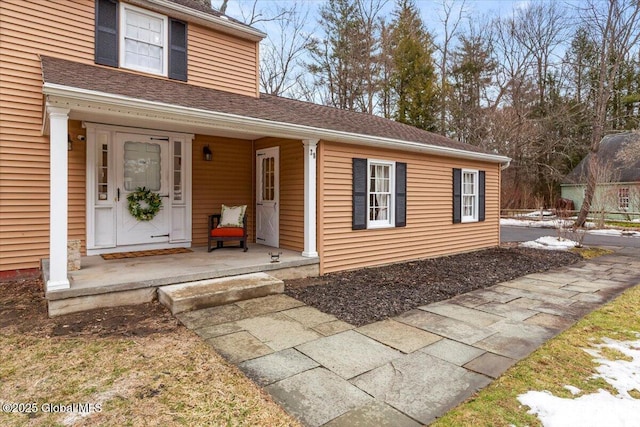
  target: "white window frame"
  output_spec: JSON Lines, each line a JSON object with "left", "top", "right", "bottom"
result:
{"left": 461, "top": 169, "right": 479, "bottom": 223}
{"left": 367, "top": 159, "right": 395, "bottom": 228}
{"left": 119, "top": 3, "right": 168, "bottom": 77}
{"left": 619, "top": 187, "right": 630, "bottom": 210}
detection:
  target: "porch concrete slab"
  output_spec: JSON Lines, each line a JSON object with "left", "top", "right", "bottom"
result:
{"left": 419, "top": 338, "right": 486, "bottom": 366}
{"left": 394, "top": 310, "right": 496, "bottom": 345}
{"left": 236, "top": 313, "right": 322, "bottom": 351}
{"left": 238, "top": 348, "right": 319, "bottom": 386}
{"left": 296, "top": 330, "right": 402, "bottom": 379}
{"left": 158, "top": 272, "right": 284, "bottom": 315}
{"left": 176, "top": 304, "right": 246, "bottom": 329}
{"left": 47, "top": 287, "right": 156, "bottom": 317}
{"left": 312, "top": 320, "right": 355, "bottom": 337}
{"left": 464, "top": 352, "right": 516, "bottom": 379}
{"left": 281, "top": 305, "right": 338, "bottom": 327}
{"left": 420, "top": 302, "right": 504, "bottom": 327}
{"left": 265, "top": 367, "right": 372, "bottom": 427}
{"left": 524, "top": 313, "right": 575, "bottom": 331}
{"left": 474, "top": 320, "right": 556, "bottom": 359}
{"left": 323, "top": 401, "right": 421, "bottom": 427}
{"left": 206, "top": 331, "right": 273, "bottom": 363}
{"left": 356, "top": 319, "right": 441, "bottom": 353}
{"left": 351, "top": 352, "right": 491, "bottom": 425}
{"left": 234, "top": 294, "right": 305, "bottom": 317}
{"left": 475, "top": 301, "right": 538, "bottom": 321}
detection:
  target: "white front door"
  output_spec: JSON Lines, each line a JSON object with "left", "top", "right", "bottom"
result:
{"left": 256, "top": 147, "right": 279, "bottom": 247}
{"left": 115, "top": 133, "right": 170, "bottom": 245}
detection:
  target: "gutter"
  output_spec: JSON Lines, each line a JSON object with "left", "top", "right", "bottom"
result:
{"left": 130, "top": 0, "right": 266, "bottom": 42}
{"left": 43, "top": 83, "right": 511, "bottom": 166}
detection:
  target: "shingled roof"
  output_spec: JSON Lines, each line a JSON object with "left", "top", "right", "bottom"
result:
{"left": 563, "top": 132, "right": 640, "bottom": 184}
{"left": 41, "top": 56, "right": 500, "bottom": 158}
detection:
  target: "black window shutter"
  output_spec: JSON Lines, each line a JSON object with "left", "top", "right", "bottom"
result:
{"left": 352, "top": 158, "right": 367, "bottom": 230}
{"left": 478, "top": 170, "right": 486, "bottom": 222}
{"left": 169, "top": 19, "right": 188, "bottom": 81}
{"left": 95, "top": 0, "right": 119, "bottom": 67}
{"left": 453, "top": 168, "right": 462, "bottom": 224}
{"left": 395, "top": 162, "right": 407, "bottom": 227}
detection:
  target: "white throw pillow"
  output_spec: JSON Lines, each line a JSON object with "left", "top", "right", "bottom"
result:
{"left": 219, "top": 204, "right": 246, "bottom": 228}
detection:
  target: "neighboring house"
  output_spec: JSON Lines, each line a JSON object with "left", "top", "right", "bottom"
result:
{"left": 0, "top": 0, "right": 510, "bottom": 291}
{"left": 561, "top": 132, "right": 640, "bottom": 220}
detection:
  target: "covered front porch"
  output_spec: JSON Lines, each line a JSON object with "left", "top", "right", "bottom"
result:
{"left": 44, "top": 244, "right": 319, "bottom": 316}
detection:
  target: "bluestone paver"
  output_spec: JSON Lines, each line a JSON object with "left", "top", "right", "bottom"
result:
{"left": 524, "top": 312, "right": 574, "bottom": 331}
{"left": 206, "top": 331, "right": 272, "bottom": 363}
{"left": 420, "top": 338, "right": 486, "bottom": 366}
{"left": 395, "top": 309, "right": 496, "bottom": 344}
{"left": 475, "top": 301, "right": 538, "bottom": 321}
{"left": 323, "top": 401, "right": 421, "bottom": 427}
{"left": 282, "top": 305, "right": 338, "bottom": 327}
{"left": 356, "top": 319, "right": 441, "bottom": 353}
{"left": 474, "top": 319, "right": 556, "bottom": 359}
{"left": 420, "top": 302, "right": 504, "bottom": 327}
{"left": 265, "top": 367, "right": 372, "bottom": 427}
{"left": 296, "top": 330, "right": 402, "bottom": 379}
{"left": 236, "top": 313, "right": 322, "bottom": 351}
{"left": 234, "top": 294, "right": 304, "bottom": 316}
{"left": 311, "top": 319, "right": 354, "bottom": 336}
{"left": 351, "top": 352, "right": 491, "bottom": 425}
{"left": 238, "top": 348, "right": 319, "bottom": 386}
{"left": 464, "top": 352, "right": 516, "bottom": 379}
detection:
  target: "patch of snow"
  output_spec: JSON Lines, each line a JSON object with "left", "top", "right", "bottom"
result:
{"left": 520, "top": 236, "right": 578, "bottom": 250}
{"left": 518, "top": 337, "right": 640, "bottom": 427}
{"left": 564, "top": 385, "right": 581, "bottom": 395}
{"left": 517, "top": 210, "right": 555, "bottom": 218}
{"left": 500, "top": 218, "right": 574, "bottom": 228}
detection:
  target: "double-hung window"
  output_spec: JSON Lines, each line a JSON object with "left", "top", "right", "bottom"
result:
{"left": 95, "top": 0, "right": 187, "bottom": 81}
{"left": 121, "top": 4, "right": 168, "bottom": 76}
{"left": 462, "top": 170, "right": 478, "bottom": 222}
{"left": 352, "top": 158, "right": 406, "bottom": 230}
{"left": 453, "top": 168, "right": 485, "bottom": 223}
{"left": 619, "top": 188, "right": 630, "bottom": 210}
{"left": 368, "top": 161, "right": 394, "bottom": 227}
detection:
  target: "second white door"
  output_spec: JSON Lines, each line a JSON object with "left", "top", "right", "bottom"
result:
{"left": 256, "top": 147, "right": 279, "bottom": 247}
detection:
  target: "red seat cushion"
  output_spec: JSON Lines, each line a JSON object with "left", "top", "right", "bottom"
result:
{"left": 211, "top": 227, "right": 244, "bottom": 238}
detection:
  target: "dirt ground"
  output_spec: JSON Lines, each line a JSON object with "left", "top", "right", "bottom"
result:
{"left": 285, "top": 246, "right": 582, "bottom": 326}
{"left": 0, "top": 276, "right": 179, "bottom": 338}
{"left": 0, "top": 246, "right": 580, "bottom": 335}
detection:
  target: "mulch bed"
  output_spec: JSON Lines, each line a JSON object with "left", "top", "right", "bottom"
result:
{"left": 285, "top": 247, "right": 582, "bottom": 327}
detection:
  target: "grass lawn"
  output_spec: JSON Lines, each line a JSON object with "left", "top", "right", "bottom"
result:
{"left": 433, "top": 283, "right": 640, "bottom": 427}
{"left": 0, "top": 277, "right": 300, "bottom": 427}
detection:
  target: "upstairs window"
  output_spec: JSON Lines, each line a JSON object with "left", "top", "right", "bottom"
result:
{"left": 95, "top": 0, "right": 187, "bottom": 81}
{"left": 121, "top": 4, "right": 167, "bottom": 76}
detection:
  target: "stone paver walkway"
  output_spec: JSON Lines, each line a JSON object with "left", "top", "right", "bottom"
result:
{"left": 176, "top": 247, "right": 640, "bottom": 426}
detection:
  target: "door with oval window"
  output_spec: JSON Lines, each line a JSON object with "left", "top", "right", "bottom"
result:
{"left": 115, "top": 133, "right": 170, "bottom": 245}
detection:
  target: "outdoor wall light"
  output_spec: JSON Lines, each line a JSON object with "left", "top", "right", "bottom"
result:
{"left": 68, "top": 134, "right": 73, "bottom": 151}
{"left": 203, "top": 145, "right": 212, "bottom": 161}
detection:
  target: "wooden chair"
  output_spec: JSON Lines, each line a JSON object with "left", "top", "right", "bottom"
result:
{"left": 208, "top": 213, "right": 248, "bottom": 252}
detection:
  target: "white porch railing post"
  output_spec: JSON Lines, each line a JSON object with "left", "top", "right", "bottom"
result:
{"left": 47, "top": 105, "right": 71, "bottom": 291}
{"left": 302, "top": 139, "right": 319, "bottom": 258}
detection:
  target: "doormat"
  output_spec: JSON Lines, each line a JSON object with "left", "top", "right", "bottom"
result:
{"left": 101, "top": 248, "right": 193, "bottom": 260}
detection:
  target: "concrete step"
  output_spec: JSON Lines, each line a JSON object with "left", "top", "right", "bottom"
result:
{"left": 158, "top": 272, "right": 284, "bottom": 315}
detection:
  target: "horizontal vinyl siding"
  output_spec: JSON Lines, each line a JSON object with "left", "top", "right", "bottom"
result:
{"left": 318, "top": 142, "right": 501, "bottom": 274}
{"left": 255, "top": 138, "right": 304, "bottom": 252}
{"left": 68, "top": 121, "right": 87, "bottom": 254}
{"left": 0, "top": 0, "right": 93, "bottom": 271}
{"left": 191, "top": 136, "right": 253, "bottom": 247}
{"left": 188, "top": 24, "right": 258, "bottom": 97}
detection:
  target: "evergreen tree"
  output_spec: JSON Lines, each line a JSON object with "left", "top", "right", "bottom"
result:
{"left": 389, "top": 0, "right": 438, "bottom": 131}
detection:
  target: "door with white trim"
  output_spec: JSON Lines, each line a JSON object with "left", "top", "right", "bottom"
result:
{"left": 115, "top": 133, "right": 170, "bottom": 245}
{"left": 256, "top": 147, "right": 279, "bottom": 247}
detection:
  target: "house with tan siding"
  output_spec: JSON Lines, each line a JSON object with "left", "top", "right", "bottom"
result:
{"left": 0, "top": 0, "right": 510, "bottom": 295}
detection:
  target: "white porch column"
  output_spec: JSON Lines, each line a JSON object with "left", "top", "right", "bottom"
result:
{"left": 302, "top": 139, "right": 319, "bottom": 258}
{"left": 47, "top": 106, "right": 71, "bottom": 291}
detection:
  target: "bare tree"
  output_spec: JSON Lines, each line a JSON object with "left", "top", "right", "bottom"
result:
{"left": 259, "top": 2, "right": 313, "bottom": 96}
{"left": 575, "top": 0, "right": 640, "bottom": 227}
{"left": 435, "top": 0, "right": 467, "bottom": 134}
